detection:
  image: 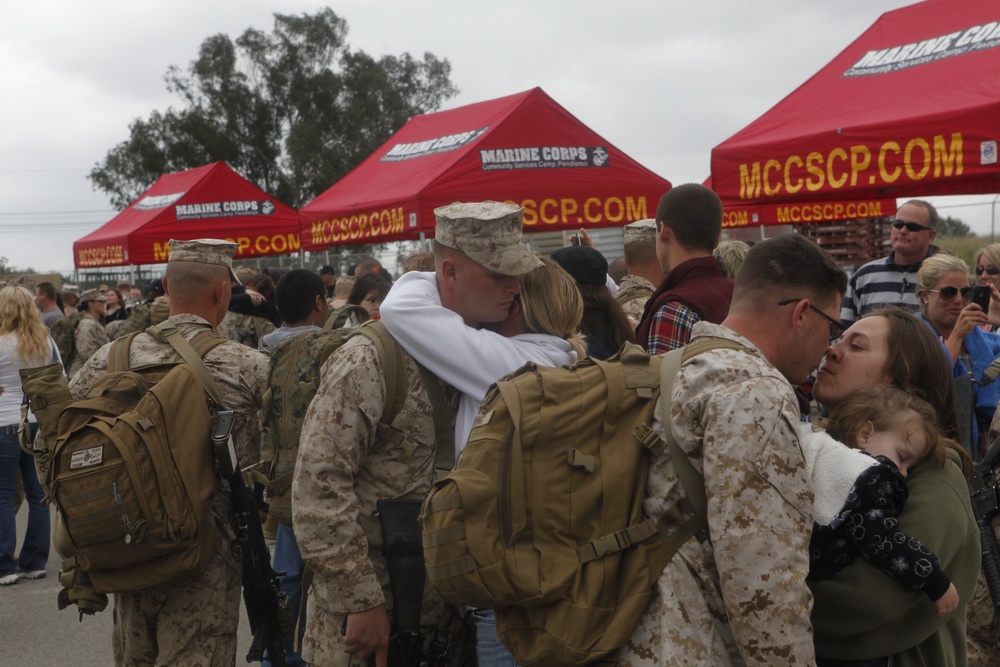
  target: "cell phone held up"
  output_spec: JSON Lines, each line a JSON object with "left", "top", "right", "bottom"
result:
{"left": 972, "top": 285, "right": 991, "bottom": 312}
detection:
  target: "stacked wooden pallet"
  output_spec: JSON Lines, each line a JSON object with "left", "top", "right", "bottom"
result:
{"left": 798, "top": 217, "right": 892, "bottom": 269}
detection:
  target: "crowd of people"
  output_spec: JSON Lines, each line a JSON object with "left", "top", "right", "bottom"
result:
{"left": 0, "top": 186, "right": 998, "bottom": 667}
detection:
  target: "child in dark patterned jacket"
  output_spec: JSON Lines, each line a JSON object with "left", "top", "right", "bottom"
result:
{"left": 800, "top": 384, "right": 960, "bottom": 620}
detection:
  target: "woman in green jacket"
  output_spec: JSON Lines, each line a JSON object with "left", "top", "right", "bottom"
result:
{"left": 810, "top": 306, "right": 979, "bottom": 667}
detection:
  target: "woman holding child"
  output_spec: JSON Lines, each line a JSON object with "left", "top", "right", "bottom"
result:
{"left": 809, "top": 307, "right": 979, "bottom": 667}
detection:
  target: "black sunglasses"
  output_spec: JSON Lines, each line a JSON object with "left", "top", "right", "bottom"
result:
{"left": 777, "top": 298, "right": 845, "bottom": 343}
{"left": 929, "top": 286, "right": 971, "bottom": 301}
{"left": 976, "top": 266, "right": 1000, "bottom": 276}
{"left": 892, "top": 219, "right": 934, "bottom": 233}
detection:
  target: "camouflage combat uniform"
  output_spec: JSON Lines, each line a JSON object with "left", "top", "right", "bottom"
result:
{"left": 68, "top": 313, "right": 268, "bottom": 667}
{"left": 619, "top": 322, "right": 815, "bottom": 667}
{"left": 68, "top": 312, "right": 109, "bottom": 380}
{"left": 218, "top": 310, "right": 276, "bottom": 349}
{"left": 293, "top": 335, "right": 457, "bottom": 667}
{"left": 616, "top": 274, "right": 656, "bottom": 321}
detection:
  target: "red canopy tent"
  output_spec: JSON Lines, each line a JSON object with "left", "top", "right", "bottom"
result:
{"left": 74, "top": 162, "right": 301, "bottom": 268}
{"left": 711, "top": 0, "right": 1000, "bottom": 208}
{"left": 299, "top": 87, "right": 671, "bottom": 249}
{"left": 702, "top": 176, "right": 897, "bottom": 230}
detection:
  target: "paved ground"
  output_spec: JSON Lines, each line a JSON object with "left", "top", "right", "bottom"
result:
{"left": 4, "top": 503, "right": 254, "bottom": 666}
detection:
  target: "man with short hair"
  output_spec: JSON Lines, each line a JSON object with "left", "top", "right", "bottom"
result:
{"left": 61, "top": 290, "right": 79, "bottom": 317}
{"left": 318, "top": 265, "right": 337, "bottom": 299}
{"left": 294, "top": 202, "right": 540, "bottom": 667}
{"left": 616, "top": 219, "right": 666, "bottom": 321}
{"left": 840, "top": 199, "right": 941, "bottom": 326}
{"left": 353, "top": 257, "right": 383, "bottom": 277}
{"left": 66, "top": 239, "right": 268, "bottom": 666}
{"left": 34, "top": 282, "right": 63, "bottom": 329}
{"left": 67, "top": 289, "right": 110, "bottom": 379}
{"left": 623, "top": 233, "right": 847, "bottom": 666}
{"left": 257, "top": 269, "right": 330, "bottom": 667}
{"left": 636, "top": 184, "right": 734, "bottom": 354}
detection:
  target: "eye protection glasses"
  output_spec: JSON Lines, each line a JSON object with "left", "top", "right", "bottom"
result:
{"left": 777, "top": 298, "right": 845, "bottom": 343}
{"left": 892, "top": 220, "right": 934, "bottom": 233}
{"left": 928, "top": 286, "right": 971, "bottom": 301}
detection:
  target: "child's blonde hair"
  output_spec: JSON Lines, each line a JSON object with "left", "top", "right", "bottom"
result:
{"left": 824, "top": 384, "right": 950, "bottom": 470}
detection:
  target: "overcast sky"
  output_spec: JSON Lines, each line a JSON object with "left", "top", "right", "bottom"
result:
{"left": 8, "top": 0, "right": 991, "bottom": 275}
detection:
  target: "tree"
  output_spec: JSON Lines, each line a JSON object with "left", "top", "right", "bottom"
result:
{"left": 937, "top": 215, "right": 972, "bottom": 237}
{"left": 89, "top": 9, "right": 458, "bottom": 209}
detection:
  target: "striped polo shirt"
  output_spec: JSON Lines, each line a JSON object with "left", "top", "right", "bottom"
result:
{"left": 840, "top": 247, "right": 940, "bottom": 326}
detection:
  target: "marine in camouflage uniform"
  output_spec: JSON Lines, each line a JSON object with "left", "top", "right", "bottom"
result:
{"left": 618, "top": 322, "right": 815, "bottom": 667}
{"left": 218, "top": 309, "right": 276, "bottom": 349}
{"left": 293, "top": 335, "right": 458, "bottom": 667}
{"left": 622, "top": 234, "right": 849, "bottom": 667}
{"left": 293, "top": 200, "right": 542, "bottom": 667}
{"left": 68, "top": 290, "right": 110, "bottom": 380}
{"left": 616, "top": 273, "right": 656, "bottom": 321}
{"left": 65, "top": 241, "right": 268, "bottom": 667}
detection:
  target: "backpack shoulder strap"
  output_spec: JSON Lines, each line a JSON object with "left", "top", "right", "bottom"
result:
{"left": 147, "top": 321, "right": 226, "bottom": 407}
{"left": 108, "top": 332, "right": 141, "bottom": 372}
{"left": 324, "top": 305, "right": 370, "bottom": 330}
{"left": 656, "top": 337, "right": 752, "bottom": 555}
{"left": 615, "top": 284, "right": 653, "bottom": 307}
{"left": 354, "top": 321, "right": 408, "bottom": 427}
{"left": 417, "top": 364, "right": 456, "bottom": 477}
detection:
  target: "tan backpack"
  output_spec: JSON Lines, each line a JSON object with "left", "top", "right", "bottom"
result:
{"left": 420, "top": 338, "right": 746, "bottom": 666}
{"left": 45, "top": 323, "right": 228, "bottom": 600}
{"left": 249, "top": 320, "right": 408, "bottom": 532}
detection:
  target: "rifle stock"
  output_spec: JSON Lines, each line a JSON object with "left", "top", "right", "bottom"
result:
{"left": 213, "top": 410, "right": 291, "bottom": 666}
{"left": 972, "top": 436, "right": 1000, "bottom": 611}
{"left": 377, "top": 498, "right": 438, "bottom": 667}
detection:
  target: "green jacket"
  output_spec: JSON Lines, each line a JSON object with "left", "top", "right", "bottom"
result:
{"left": 809, "top": 454, "right": 980, "bottom": 667}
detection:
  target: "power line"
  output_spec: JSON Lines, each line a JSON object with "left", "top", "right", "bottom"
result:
{"left": 0, "top": 209, "right": 116, "bottom": 217}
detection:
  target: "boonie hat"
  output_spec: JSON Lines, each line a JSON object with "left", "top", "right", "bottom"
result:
{"left": 78, "top": 289, "right": 108, "bottom": 304}
{"left": 623, "top": 219, "right": 657, "bottom": 245}
{"left": 168, "top": 238, "right": 241, "bottom": 285}
{"left": 550, "top": 246, "right": 609, "bottom": 286}
{"left": 434, "top": 201, "right": 542, "bottom": 276}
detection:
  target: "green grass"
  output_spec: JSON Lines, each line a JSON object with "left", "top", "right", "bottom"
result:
{"left": 937, "top": 235, "right": 992, "bottom": 266}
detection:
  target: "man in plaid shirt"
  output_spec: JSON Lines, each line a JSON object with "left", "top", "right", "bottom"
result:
{"left": 635, "top": 184, "right": 734, "bottom": 354}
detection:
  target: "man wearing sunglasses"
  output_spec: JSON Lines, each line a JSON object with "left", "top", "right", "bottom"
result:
{"left": 840, "top": 200, "right": 941, "bottom": 327}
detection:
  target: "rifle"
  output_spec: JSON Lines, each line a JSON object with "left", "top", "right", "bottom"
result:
{"left": 971, "top": 436, "right": 1000, "bottom": 612}
{"left": 377, "top": 498, "right": 448, "bottom": 667}
{"left": 213, "top": 410, "right": 291, "bottom": 666}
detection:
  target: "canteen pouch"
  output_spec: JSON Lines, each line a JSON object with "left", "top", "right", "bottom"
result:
{"left": 18, "top": 362, "right": 73, "bottom": 459}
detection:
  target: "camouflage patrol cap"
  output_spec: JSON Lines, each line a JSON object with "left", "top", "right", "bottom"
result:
{"left": 434, "top": 201, "right": 542, "bottom": 276}
{"left": 78, "top": 289, "right": 108, "bottom": 304}
{"left": 623, "top": 219, "right": 657, "bottom": 245}
{"left": 167, "top": 238, "right": 241, "bottom": 285}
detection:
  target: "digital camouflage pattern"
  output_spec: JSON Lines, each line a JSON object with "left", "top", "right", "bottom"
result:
{"left": 616, "top": 274, "right": 656, "bottom": 321}
{"left": 258, "top": 327, "right": 366, "bottom": 527}
{"left": 618, "top": 322, "right": 816, "bottom": 667}
{"left": 115, "top": 300, "right": 171, "bottom": 339}
{"left": 50, "top": 312, "right": 83, "bottom": 371}
{"left": 967, "top": 512, "right": 1000, "bottom": 666}
{"left": 65, "top": 313, "right": 267, "bottom": 666}
{"left": 218, "top": 310, "right": 276, "bottom": 349}
{"left": 68, "top": 313, "right": 109, "bottom": 380}
{"left": 293, "top": 335, "right": 458, "bottom": 667}
{"left": 433, "top": 201, "right": 541, "bottom": 276}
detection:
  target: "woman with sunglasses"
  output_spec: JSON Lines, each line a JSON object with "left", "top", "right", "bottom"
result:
{"left": 973, "top": 243, "right": 1000, "bottom": 332}
{"left": 916, "top": 254, "right": 1000, "bottom": 457}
